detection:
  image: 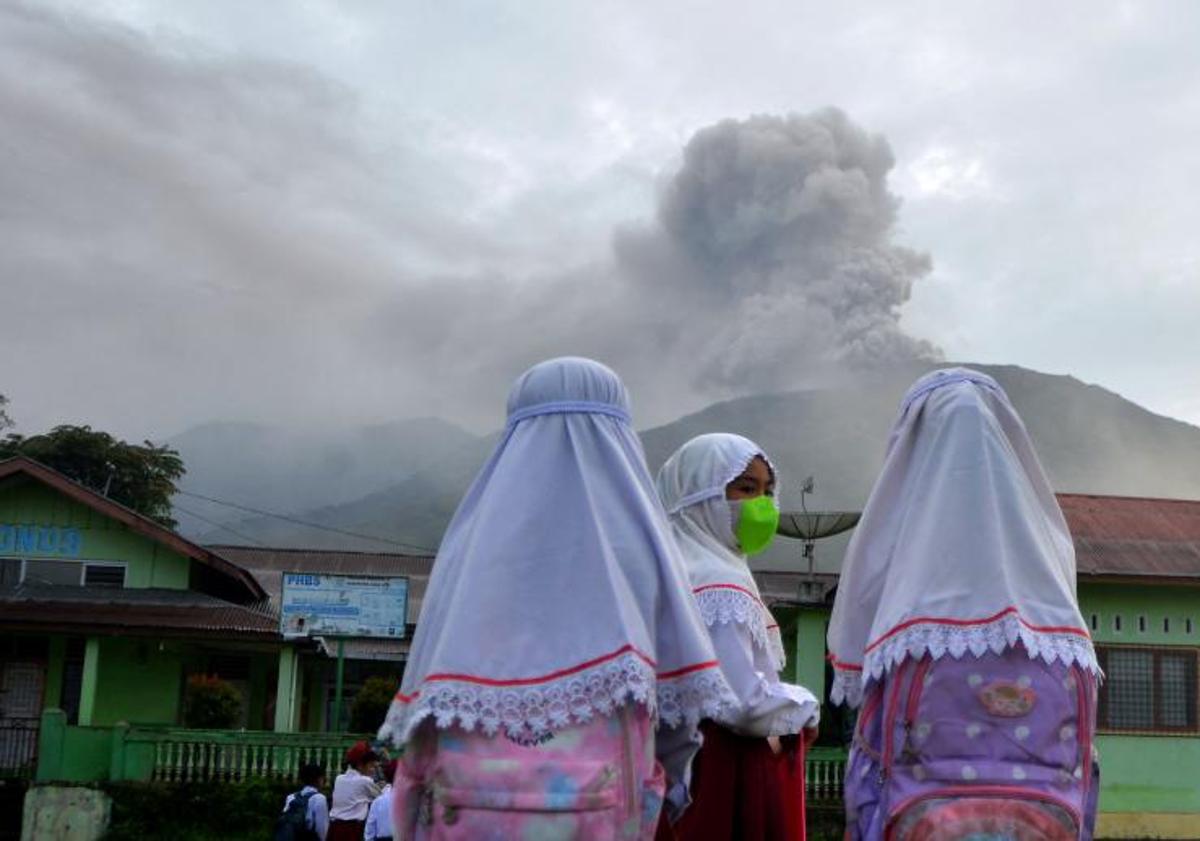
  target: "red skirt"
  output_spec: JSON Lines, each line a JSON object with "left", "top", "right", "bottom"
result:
{"left": 327, "top": 819, "right": 366, "bottom": 841}
{"left": 673, "top": 723, "right": 806, "bottom": 841}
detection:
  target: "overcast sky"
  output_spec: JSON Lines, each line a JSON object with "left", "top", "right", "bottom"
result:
{"left": 4, "top": 0, "right": 1199, "bottom": 439}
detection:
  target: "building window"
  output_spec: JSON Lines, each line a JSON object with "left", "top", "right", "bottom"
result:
{"left": 83, "top": 563, "right": 125, "bottom": 588}
{"left": 1, "top": 558, "right": 125, "bottom": 588}
{"left": 22, "top": 559, "right": 82, "bottom": 586}
{"left": 1090, "top": 613, "right": 1098, "bottom": 631}
{"left": 1114, "top": 615, "right": 1123, "bottom": 633}
{"left": 1164, "top": 617, "right": 1171, "bottom": 634}
{"left": 1097, "top": 646, "right": 1199, "bottom": 733}
{"left": 0, "top": 557, "right": 20, "bottom": 588}
{"left": 1138, "top": 615, "right": 1147, "bottom": 633}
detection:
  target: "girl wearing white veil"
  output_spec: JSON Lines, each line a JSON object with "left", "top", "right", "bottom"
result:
{"left": 657, "top": 434, "right": 820, "bottom": 841}
{"left": 829, "top": 369, "right": 1101, "bottom": 841}
{"left": 381, "top": 358, "right": 734, "bottom": 840}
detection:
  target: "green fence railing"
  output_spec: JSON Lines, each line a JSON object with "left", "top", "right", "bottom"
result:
{"left": 35, "top": 709, "right": 371, "bottom": 785}
{"left": 806, "top": 746, "right": 847, "bottom": 802}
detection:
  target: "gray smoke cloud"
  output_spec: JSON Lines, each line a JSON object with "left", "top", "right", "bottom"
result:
{"left": 613, "top": 111, "right": 939, "bottom": 394}
{"left": 2, "top": 4, "right": 937, "bottom": 437}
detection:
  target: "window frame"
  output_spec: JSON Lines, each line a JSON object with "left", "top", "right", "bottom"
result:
{"left": 1096, "top": 644, "right": 1200, "bottom": 736}
{"left": 2, "top": 557, "right": 127, "bottom": 589}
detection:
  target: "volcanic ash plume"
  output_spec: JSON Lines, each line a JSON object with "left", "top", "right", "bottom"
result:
{"left": 616, "top": 108, "right": 940, "bottom": 393}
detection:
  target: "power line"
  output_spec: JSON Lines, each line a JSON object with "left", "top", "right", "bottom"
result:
{"left": 174, "top": 489, "right": 435, "bottom": 554}
{"left": 173, "top": 503, "right": 266, "bottom": 547}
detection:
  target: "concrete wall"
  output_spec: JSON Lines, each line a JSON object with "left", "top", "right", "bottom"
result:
{"left": 21, "top": 785, "right": 110, "bottom": 841}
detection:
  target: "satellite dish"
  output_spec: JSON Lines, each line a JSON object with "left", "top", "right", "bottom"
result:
{"left": 773, "top": 477, "right": 861, "bottom": 601}
{"left": 776, "top": 511, "right": 861, "bottom": 541}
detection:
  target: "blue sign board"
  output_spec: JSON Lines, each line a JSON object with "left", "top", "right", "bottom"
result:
{"left": 0, "top": 524, "right": 83, "bottom": 557}
{"left": 280, "top": 573, "right": 408, "bottom": 639}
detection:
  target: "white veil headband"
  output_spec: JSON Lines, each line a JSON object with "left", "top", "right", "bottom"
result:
{"left": 657, "top": 433, "right": 786, "bottom": 671}
{"left": 380, "top": 357, "right": 734, "bottom": 744}
{"left": 827, "top": 368, "right": 1099, "bottom": 707}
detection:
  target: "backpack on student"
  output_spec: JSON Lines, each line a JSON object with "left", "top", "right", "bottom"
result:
{"left": 273, "top": 789, "right": 319, "bottom": 841}
{"left": 844, "top": 646, "right": 1101, "bottom": 840}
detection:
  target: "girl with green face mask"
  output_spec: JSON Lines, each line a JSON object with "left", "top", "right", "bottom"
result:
{"left": 656, "top": 434, "right": 820, "bottom": 841}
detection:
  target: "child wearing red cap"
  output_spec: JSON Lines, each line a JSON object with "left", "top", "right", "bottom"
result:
{"left": 328, "top": 741, "right": 381, "bottom": 841}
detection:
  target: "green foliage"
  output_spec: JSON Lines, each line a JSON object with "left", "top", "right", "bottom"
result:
{"left": 349, "top": 675, "right": 399, "bottom": 734}
{"left": 0, "top": 424, "right": 184, "bottom": 527}
{"left": 182, "top": 675, "right": 243, "bottom": 730}
{"left": 101, "top": 778, "right": 298, "bottom": 841}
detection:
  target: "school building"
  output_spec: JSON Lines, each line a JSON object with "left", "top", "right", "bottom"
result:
{"left": 0, "top": 456, "right": 432, "bottom": 784}
{"left": 773, "top": 492, "right": 1200, "bottom": 840}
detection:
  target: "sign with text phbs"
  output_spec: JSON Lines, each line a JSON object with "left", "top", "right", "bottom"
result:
{"left": 280, "top": 573, "right": 408, "bottom": 640}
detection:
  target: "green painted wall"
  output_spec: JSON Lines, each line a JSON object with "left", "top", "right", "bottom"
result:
{"left": 1078, "top": 582, "right": 1200, "bottom": 815}
{"left": 91, "top": 637, "right": 183, "bottom": 726}
{"left": 43, "top": 636, "right": 67, "bottom": 711}
{"left": 0, "top": 480, "right": 190, "bottom": 588}
{"left": 1078, "top": 582, "right": 1200, "bottom": 645}
{"left": 1093, "top": 734, "right": 1200, "bottom": 814}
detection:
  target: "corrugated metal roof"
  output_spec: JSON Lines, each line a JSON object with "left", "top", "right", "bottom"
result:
{"left": 209, "top": 545, "right": 435, "bottom": 622}
{"left": 0, "top": 585, "right": 278, "bottom": 636}
{"left": 1058, "top": 494, "right": 1200, "bottom": 579}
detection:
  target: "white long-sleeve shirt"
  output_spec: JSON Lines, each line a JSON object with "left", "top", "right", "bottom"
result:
{"left": 330, "top": 767, "right": 381, "bottom": 822}
{"left": 709, "top": 620, "right": 819, "bottom": 737}
{"left": 282, "top": 786, "right": 328, "bottom": 841}
{"left": 364, "top": 784, "right": 394, "bottom": 840}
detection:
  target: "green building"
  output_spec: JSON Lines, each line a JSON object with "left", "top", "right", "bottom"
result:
{"left": 771, "top": 492, "right": 1200, "bottom": 840}
{"left": 0, "top": 456, "right": 430, "bottom": 780}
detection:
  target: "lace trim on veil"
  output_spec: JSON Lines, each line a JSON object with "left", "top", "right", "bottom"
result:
{"left": 830, "top": 613, "right": 1101, "bottom": 708}
{"left": 378, "top": 649, "right": 734, "bottom": 746}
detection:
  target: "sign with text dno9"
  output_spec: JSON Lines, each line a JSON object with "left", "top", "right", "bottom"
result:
{"left": 280, "top": 573, "right": 408, "bottom": 639}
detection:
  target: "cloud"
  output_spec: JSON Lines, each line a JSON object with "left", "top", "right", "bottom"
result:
{"left": 0, "top": 5, "right": 940, "bottom": 436}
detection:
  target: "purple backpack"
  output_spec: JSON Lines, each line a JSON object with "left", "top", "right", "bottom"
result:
{"left": 844, "top": 644, "right": 1100, "bottom": 840}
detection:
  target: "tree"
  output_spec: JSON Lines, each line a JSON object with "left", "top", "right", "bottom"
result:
{"left": 0, "top": 395, "right": 11, "bottom": 431}
{"left": 0, "top": 425, "right": 185, "bottom": 528}
{"left": 349, "top": 675, "right": 399, "bottom": 734}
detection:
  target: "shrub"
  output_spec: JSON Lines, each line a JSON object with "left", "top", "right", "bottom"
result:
{"left": 101, "top": 779, "right": 294, "bottom": 841}
{"left": 349, "top": 675, "right": 398, "bottom": 734}
{"left": 182, "top": 675, "right": 242, "bottom": 730}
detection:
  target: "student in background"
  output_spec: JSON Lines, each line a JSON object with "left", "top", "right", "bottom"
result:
{"left": 328, "top": 742, "right": 381, "bottom": 841}
{"left": 276, "top": 762, "right": 328, "bottom": 841}
{"left": 364, "top": 759, "right": 398, "bottom": 841}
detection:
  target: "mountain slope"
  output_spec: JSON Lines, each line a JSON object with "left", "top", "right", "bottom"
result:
{"left": 188, "top": 365, "right": 1200, "bottom": 562}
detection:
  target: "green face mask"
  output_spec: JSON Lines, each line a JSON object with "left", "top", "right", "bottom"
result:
{"left": 732, "top": 495, "right": 779, "bottom": 556}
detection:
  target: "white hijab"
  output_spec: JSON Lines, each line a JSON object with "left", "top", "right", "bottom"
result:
{"left": 656, "top": 434, "right": 786, "bottom": 671}
{"left": 828, "top": 368, "right": 1099, "bottom": 707}
{"left": 380, "top": 358, "right": 733, "bottom": 745}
